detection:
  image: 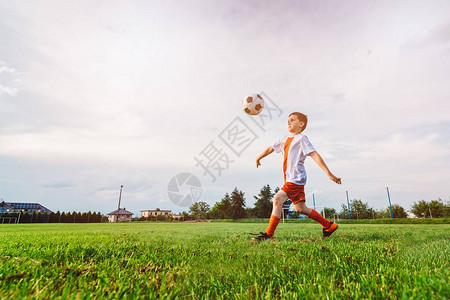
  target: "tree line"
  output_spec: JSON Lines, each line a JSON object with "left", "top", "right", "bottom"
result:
{"left": 186, "top": 185, "right": 286, "bottom": 220}
{"left": 336, "top": 198, "right": 449, "bottom": 219}
{"left": 0, "top": 211, "right": 105, "bottom": 223}
{"left": 186, "top": 185, "right": 450, "bottom": 220}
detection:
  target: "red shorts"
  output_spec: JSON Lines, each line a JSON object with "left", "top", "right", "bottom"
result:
{"left": 281, "top": 182, "right": 305, "bottom": 205}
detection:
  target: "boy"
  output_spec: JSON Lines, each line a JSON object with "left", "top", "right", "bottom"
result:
{"left": 253, "top": 112, "right": 341, "bottom": 241}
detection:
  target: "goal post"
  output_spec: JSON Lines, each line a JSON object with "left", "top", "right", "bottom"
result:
{"left": 0, "top": 212, "right": 21, "bottom": 224}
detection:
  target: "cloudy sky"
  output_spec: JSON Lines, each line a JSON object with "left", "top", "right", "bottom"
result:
{"left": 1, "top": 0, "right": 449, "bottom": 216}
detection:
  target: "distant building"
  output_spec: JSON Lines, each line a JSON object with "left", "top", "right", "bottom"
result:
{"left": 172, "top": 213, "right": 183, "bottom": 220}
{"left": 406, "top": 211, "right": 417, "bottom": 218}
{"left": 140, "top": 208, "right": 172, "bottom": 218}
{"left": 0, "top": 201, "right": 15, "bottom": 213}
{"left": 0, "top": 201, "right": 52, "bottom": 213}
{"left": 107, "top": 208, "right": 134, "bottom": 222}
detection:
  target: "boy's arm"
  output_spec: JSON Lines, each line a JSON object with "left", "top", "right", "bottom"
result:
{"left": 256, "top": 146, "right": 274, "bottom": 168}
{"left": 309, "top": 151, "right": 341, "bottom": 184}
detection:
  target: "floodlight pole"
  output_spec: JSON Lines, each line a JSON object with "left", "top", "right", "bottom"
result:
{"left": 386, "top": 187, "right": 393, "bottom": 218}
{"left": 116, "top": 185, "right": 123, "bottom": 223}
{"left": 346, "top": 190, "right": 351, "bottom": 219}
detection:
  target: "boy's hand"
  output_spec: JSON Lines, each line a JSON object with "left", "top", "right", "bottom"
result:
{"left": 310, "top": 152, "right": 341, "bottom": 184}
{"left": 256, "top": 146, "right": 274, "bottom": 168}
{"left": 329, "top": 174, "right": 341, "bottom": 184}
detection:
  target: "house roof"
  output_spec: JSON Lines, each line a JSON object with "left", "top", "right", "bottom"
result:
{"left": 2, "top": 202, "right": 52, "bottom": 212}
{"left": 141, "top": 209, "right": 172, "bottom": 212}
{"left": 0, "top": 201, "right": 15, "bottom": 210}
{"left": 107, "top": 208, "right": 134, "bottom": 216}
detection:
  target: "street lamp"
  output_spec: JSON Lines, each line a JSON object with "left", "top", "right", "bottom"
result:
{"left": 116, "top": 185, "right": 123, "bottom": 222}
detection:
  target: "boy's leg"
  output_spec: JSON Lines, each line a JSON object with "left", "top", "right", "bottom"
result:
{"left": 294, "top": 202, "right": 338, "bottom": 237}
{"left": 265, "top": 190, "right": 288, "bottom": 237}
{"left": 294, "top": 202, "right": 330, "bottom": 228}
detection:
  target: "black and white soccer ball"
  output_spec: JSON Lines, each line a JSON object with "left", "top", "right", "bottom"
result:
{"left": 242, "top": 94, "right": 265, "bottom": 116}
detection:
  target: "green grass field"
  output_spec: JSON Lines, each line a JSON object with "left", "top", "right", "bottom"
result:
{"left": 1, "top": 222, "right": 449, "bottom": 299}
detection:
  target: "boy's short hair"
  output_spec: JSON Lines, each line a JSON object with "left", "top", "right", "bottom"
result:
{"left": 289, "top": 112, "right": 308, "bottom": 131}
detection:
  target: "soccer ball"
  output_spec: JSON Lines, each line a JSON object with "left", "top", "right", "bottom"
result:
{"left": 242, "top": 94, "right": 264, "bottom": 115}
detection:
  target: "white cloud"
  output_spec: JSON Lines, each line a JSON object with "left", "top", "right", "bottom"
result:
{"left": 0, "top": 84, "right": 18, "bottom": 96}
{"left": 0, "top": 61, "right": 19, "bottom": 96}
{"left": 0, "top": 61, "right": 16, "bottom": 74}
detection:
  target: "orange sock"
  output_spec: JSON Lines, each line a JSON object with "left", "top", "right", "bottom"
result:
{"left": 308, "top": 209, "right": 331, "bottom": 228}
{"left": 265, "top": 215, "right": 281, "bottom": 237}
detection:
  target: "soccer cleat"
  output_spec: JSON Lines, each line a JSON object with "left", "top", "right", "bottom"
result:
{"left": 252, "top": 232, "right": 272, "bottom": 242}
{"left": 323, "top": 222, "right": 338, "bottom": 238}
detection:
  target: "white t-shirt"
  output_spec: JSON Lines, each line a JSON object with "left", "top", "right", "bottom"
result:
{"left": 272, "top": 133, "right": 316, "bottom": 185}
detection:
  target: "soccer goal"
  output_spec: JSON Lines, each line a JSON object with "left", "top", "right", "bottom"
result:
{"left": 0, "top": 212, "right": 21, "bottom": 224}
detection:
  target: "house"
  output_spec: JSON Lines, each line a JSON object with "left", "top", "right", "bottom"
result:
{"left": 140, "top": 208, "right": 172, "bottom": 218}
{"left": 0, "top": 201, "right": 52, "bottom": 213}
{"left": 0, "top": 201, "right": 15, "bottom": 213}
{"left": 172, "top": 213, "right": 183, "bottom": 220}
{"left": 107, "top": 208, "right": 134, "bottom": 222}
{"left": 406, "top": 211, "right": 417, "bottom": 218}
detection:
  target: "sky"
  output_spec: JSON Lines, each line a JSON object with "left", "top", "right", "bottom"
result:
{"left": 1, "top": 0, "right": 449, "bottom": 217}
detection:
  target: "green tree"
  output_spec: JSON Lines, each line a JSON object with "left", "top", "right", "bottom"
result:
{"left": 86, "top": 211, "right": 92, "bottom": 223}
{"left": 410, "top": 199, "right": 450, "bottom": 218}
{"left": 411, "top": 200, "right": 430, "bottom": 218}
{"left": 428, "top": 199, "right": 449, "bottom": 218}
{"left": 368, "top": 208, "right": 377, "bottom": 219}
{"left": 71, "top": 211, "right": 77, "bottom": 223}
{"left": 350, "top": 199, "right": 372, "bottom": 219}
{"left": 209, "top": 193, "right": 232, "bottom": 219}
{"left": 376, "top": 208, "right": 390, "bottom": 219}
{"left": 49, "top": 211, "right": 57, "bottom": 223}
{"left": 339, "top": 204, "right": 350, "bottom": 219}
{"left": 208, "top": 203, "right": 221, "bottom": 219}
{"left": 388, "top": 204, "right": 408, "bottom": 218}
{"left": 97, "top": 212, "right": 103, "bottom": 222}
{"left": 156, "top": 214, "right": 167, "bottom": 221}
{"left": 189, "top": 201, "right": 210, "bottom": 220}
{"left": 253, "top": 184, "right": 273, "bottom": 218}
{"left": 245, "top": 207, "right": 256, "bottom": 219}
{"left": 230, "top": 188, "right": 246, "bottom": 219}
{"left": 81, "top": 212, "right": 88, "bottom": 223}
{"left": 181, "top": 211, "right": 190, "bottom": 221}
{"left": 323, "top": 207, "right": 337, "bottom": 219}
